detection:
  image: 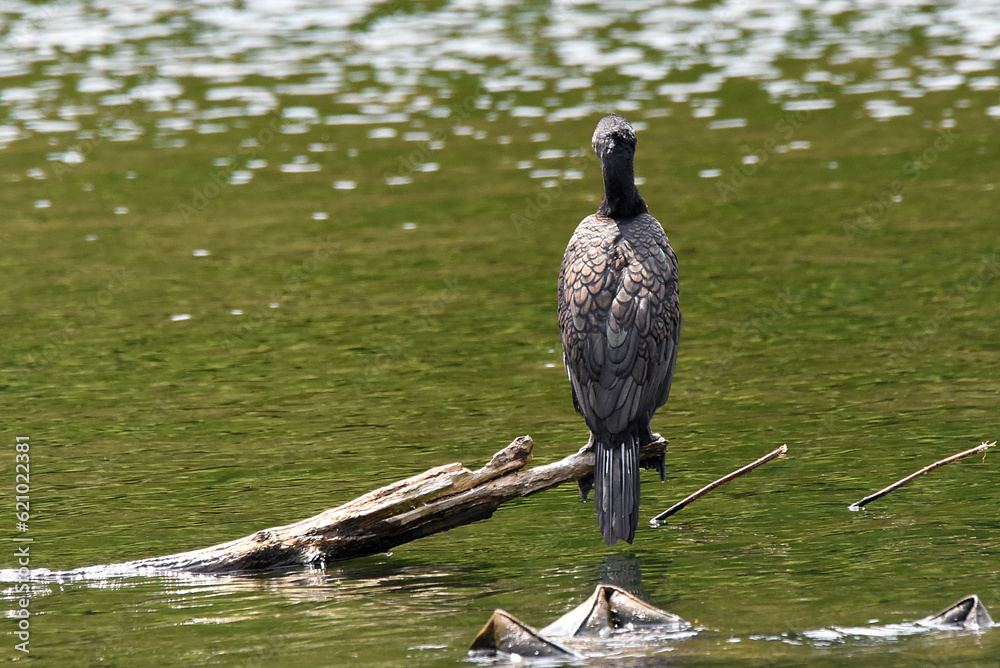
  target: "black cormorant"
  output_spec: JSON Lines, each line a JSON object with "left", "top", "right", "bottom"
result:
{"left": 558, "top": 113, "right": 681, "bottom": 545}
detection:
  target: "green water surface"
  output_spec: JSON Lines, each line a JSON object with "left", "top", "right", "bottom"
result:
{"left": 2, "top": 2, "right": 1000, "bottom": 665}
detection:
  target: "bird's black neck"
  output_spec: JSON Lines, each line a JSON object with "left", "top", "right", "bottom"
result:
{"left": 597, "top": 150, "right": 648, "bottom": 219}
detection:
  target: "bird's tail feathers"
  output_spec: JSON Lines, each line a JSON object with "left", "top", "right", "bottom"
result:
{"left": 594, "top": 434, "right": 640, "bottom": 546}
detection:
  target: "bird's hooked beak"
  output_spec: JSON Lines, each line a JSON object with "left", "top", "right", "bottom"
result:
{"left": 592, "top": 135, "right": 616, "bottom": 166}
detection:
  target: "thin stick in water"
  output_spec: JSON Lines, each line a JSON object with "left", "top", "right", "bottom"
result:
{"left": 849, "top": 441, "right": 996, "bottom": 511}
{"left": 650, "top": 444, "right": 787, "bottom": 526}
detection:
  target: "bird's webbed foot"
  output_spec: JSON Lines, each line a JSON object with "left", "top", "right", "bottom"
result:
{"left": 640, "top": 430, "right": 666, "bottom": 482}
{"left": 642, "top": 452, "right": 666, "bottom": 482}
{"left": 577, "top": 433, "right": 596, "bottom": 501}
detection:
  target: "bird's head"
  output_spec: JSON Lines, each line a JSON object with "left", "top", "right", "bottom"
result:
{"left": 592, "top": 113, "right": 637, "bottom": 163}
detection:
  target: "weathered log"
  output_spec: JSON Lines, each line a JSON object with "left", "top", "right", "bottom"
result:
{"left": 61, "top": 435, "right": 667, "bottom": 577}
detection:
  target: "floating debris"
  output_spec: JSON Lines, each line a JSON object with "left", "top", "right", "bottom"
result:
{"left": 801, "top": 595, "right": 995, "bottom": 645}
{"left": 919, "top": 595, "right": 994, "bottom": 631}
{"left": 469, "top": 585, "right": 691, "bottom": 661}
{"left": 192, "top": 249, "right": 210, "bottom": 257}
{"left": 171, "top": 314, "right": 191, "bottom": 322}
{"left": 542, "top": 584, "right": 690, "bottom": 638}
{"left": 469, "top": 610, "right": 577, "bottom": 660}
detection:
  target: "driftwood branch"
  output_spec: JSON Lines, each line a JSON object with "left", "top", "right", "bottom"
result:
{"left": 63, "top": 436, "right": 666, "bottom": 577}
{"left": 849, "top": 441, "right": 995, "bottom": 511}
{"left": 649, "top": 444, "right": 787, "bottom": 525}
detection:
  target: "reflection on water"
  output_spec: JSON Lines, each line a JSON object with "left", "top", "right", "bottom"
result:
{"left": 3, "top": 0, "right": 999, "bottom": 158}
{"left": 6, "top": 552, "right": 993, "bottom": 665}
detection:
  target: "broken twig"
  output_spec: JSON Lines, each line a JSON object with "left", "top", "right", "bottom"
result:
{"left": 849, "top": 441, "right": 996, "bottom": 511}
{"left": 650, "top": 444, "right": 787, "bottom": 525}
